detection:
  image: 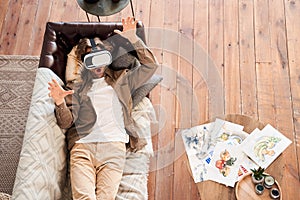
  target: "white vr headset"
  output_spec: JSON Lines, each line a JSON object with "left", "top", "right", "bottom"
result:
{"left": 83, "top": 38, "right": 112, "bottom": 69}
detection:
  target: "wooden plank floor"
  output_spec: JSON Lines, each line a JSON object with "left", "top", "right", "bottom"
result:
{"left": 1, "top": 0, "right": 300, "bottom": 199}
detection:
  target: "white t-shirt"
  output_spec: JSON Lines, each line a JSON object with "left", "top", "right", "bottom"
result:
{"left": 77, "top": 77, "right": 129, "bottom": 143}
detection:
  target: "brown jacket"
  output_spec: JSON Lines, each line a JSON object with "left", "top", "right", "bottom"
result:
{"left": 55, "top": 39, "right": 158, "bottom": 150}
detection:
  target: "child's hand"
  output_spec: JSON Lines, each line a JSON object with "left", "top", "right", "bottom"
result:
{"left": 114, "top": 17, "right": 139, "bottom": 43}
{"left": 122, "top": 17, "right": 137, "bottom": 32}
{"left": 48, "top": 79, "right": 74, "bottom": 105}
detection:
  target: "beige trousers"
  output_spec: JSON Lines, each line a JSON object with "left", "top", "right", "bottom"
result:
{"left": 70, "top": 142, "right": 126, "bottom": 200}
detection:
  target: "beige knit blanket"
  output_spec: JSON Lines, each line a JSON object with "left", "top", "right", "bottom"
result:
{"left": 0, "top": 55, "right": 38, "bottom": 196}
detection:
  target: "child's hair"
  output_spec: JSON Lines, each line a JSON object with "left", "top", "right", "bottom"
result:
{"left": 75, "top": 37, "right": 114, "bottom": 61}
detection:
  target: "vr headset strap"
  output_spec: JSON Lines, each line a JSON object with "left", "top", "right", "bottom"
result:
{"left": 89, "top": 38, "right": 97, "bottom": 51}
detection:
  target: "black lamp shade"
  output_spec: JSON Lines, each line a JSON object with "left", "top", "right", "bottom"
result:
{"left": 77, "top": 0, "right": 129, "bottom": 16}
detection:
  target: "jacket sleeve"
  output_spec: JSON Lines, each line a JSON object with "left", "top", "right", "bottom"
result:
{"left": 54, "top": 93, "right": 80, "bottom": 129}
{"left": 126, "top": 38, "right": 159, "bottom": 91}
{"left": 55, "top": 101, "right": 73, "bottom": 129}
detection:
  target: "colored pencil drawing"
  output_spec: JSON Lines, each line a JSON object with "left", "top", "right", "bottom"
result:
{"left": 253, "top": 136, "right": 281, "bottom": 162}
{"left": 216, "top": 130, "right": 248, "bottom": 145}
{"left": 215, "top": 149, "right": 237, "bottom": 177}
{"left": 205, "top": 142, "right": 242, "bottom": 187}
{"left": 241, "top": 125, "right": 292, "bottom": 169}
{"left": 181, "top": 123, "right": 213, "bottom": 183}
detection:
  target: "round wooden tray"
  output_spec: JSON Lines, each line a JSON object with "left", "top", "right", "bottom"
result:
{"left": 235, "top": 173, "right": 282, "bottom": 200}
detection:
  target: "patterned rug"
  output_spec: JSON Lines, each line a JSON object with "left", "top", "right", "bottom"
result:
{"left": 0, "top": 55, "right": 39, "bottom": 195}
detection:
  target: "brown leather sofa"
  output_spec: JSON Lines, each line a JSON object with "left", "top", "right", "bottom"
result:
{"left": 38, "top": 21, "right": 146, "bottom": 83}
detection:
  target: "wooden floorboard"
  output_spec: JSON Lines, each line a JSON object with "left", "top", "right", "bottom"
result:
{"left": 174, "top": 0, "right": 199, "bottom": 199}
{"left": 284, "top": 0, "right": 300, "bottom": 193}
{"left": 193, "top": 0, "right": 209, "bottom": 125}
{"left": 0, "top": 1, "right": 10, "bottom": 41}
{"left": 30, "top": 0, "right": 53, "bottom": 55}
{"left": 209, "top": 0, "right": 225, "bottom": 118}
{"left": 13, "top": 0, "right": 39, "bottom": 55}
{"left": 224, "top": 0, "right": 241, "bottom": 114}
{"left": 147, "top": 0, "right": 164, "bottom": 199}
{"left": 0, "top": 0, "right": 24, "bottom": 55}
{"left": 254, "top": 0, "right": 272, "bottom": 63}
{"left": 239, "top": 0, "right": 258, "bottom": 118}
{"left": 0, "top": 0, "right": 299, "bottom": 199}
